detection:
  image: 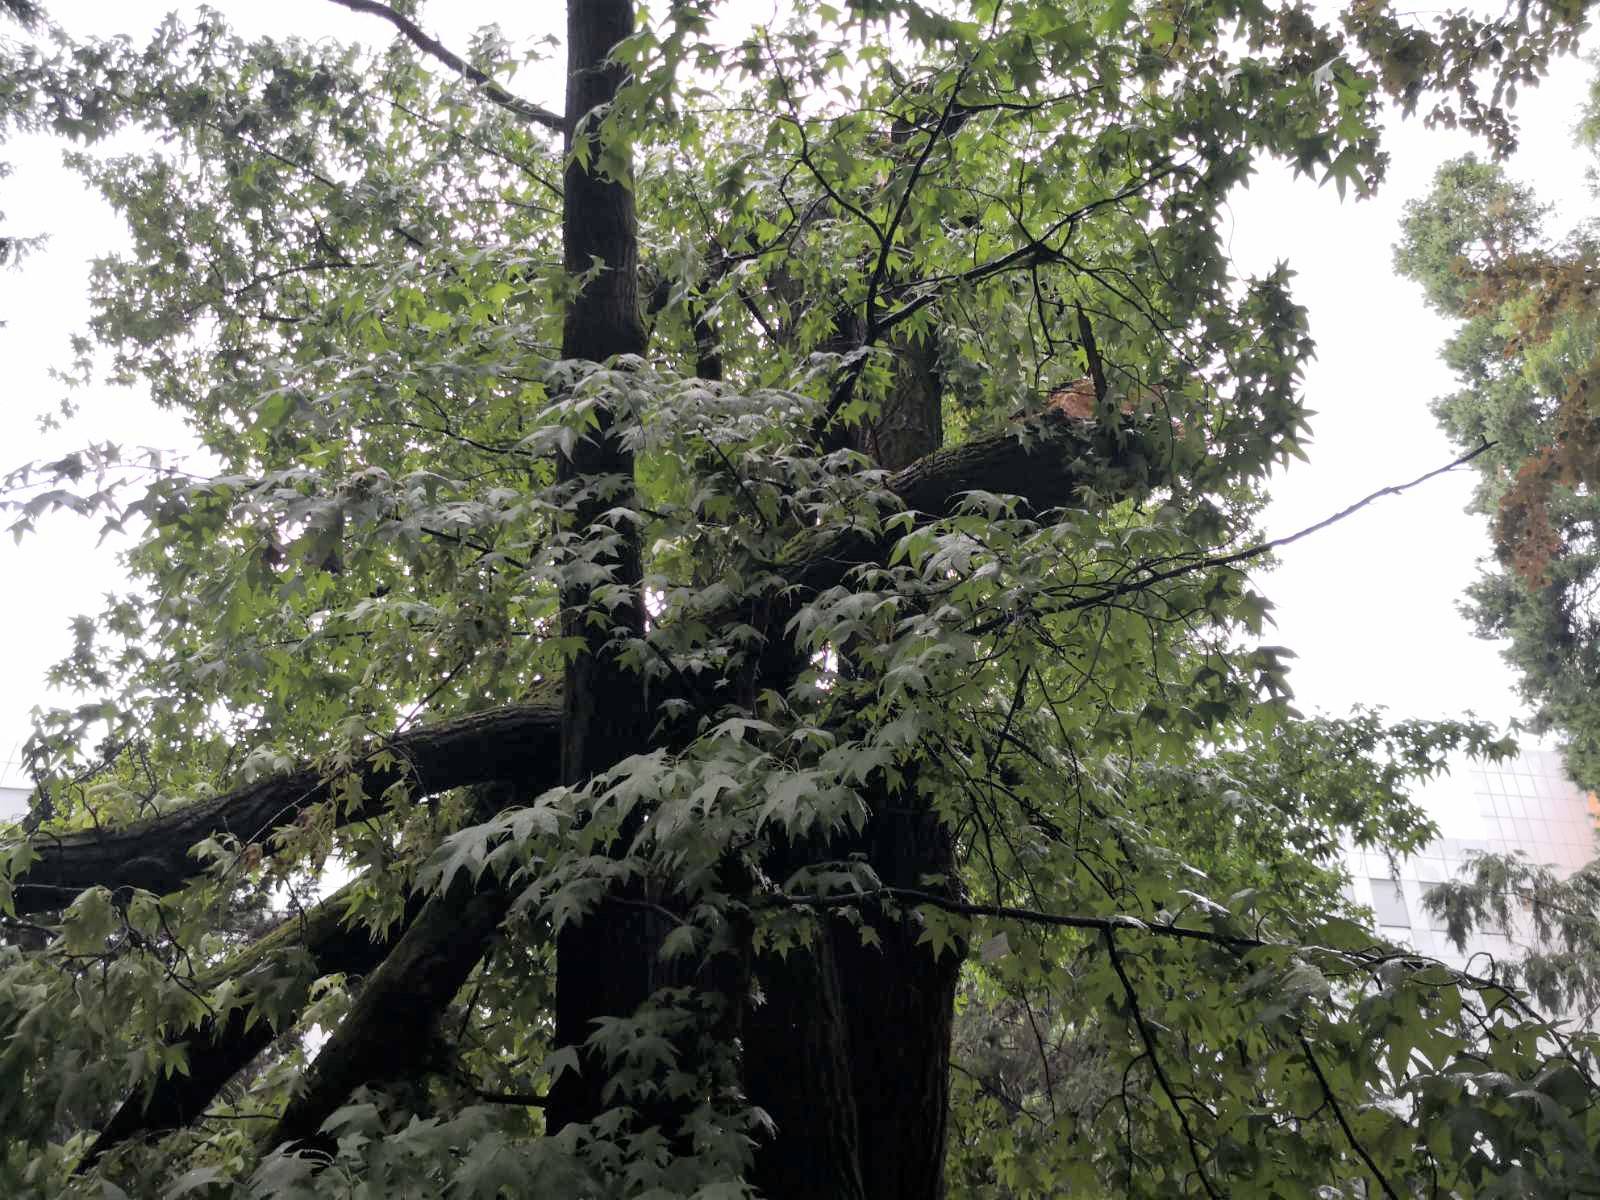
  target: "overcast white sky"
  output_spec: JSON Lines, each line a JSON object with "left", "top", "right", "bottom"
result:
{"left": 0, "top": 2, "right": 1593, "bottom": 794}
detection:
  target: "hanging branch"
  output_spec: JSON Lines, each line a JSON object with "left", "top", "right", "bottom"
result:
{"left": 971, "top": 440, "right": 1498, "bottom": 636}
{"left": 1103, "top": 927, "right": 1221, "bottom": 1200}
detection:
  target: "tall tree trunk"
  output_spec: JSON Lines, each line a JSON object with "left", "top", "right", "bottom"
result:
{"left": 853, "top": 329, "right": 943, "bottom": 470}
{"left": 743, "top": 923, "right": 868, "bottom": 1200}
{"left": 547, "top": 0, "right": 654, "bottom": 1135}
{"left": 832, "top": 771, "right": 961, "bottom": 1200}
{"left": 747, "top": 329, "right": 959, "bottom": 1199}
{"left": 548, "top": 9, "right": 957, "bottom": 1179}
{"left": 846, "top": 341, "right": 956, "bottom": 1198}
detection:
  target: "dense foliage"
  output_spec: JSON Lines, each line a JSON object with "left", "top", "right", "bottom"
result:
{"left": 1, "top": 0, "right": 1597, "bottom": 1196}
{"left": 1395, "top": 64, "right": 1600, "bottom": 1038}
{"left": 1398, "top": 114, "right": 1600, "bottom": 785}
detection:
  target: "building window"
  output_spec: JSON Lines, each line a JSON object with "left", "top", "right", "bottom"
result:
{"left": 1369, "top": 877, "right": 1411, "bottom": 928}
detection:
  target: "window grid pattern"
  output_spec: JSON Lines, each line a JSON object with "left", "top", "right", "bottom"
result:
{"left": 1345, "top": 750, "right": 1599, "bottom": 968}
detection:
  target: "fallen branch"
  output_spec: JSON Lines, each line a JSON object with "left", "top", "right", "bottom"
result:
{"left": 266, "top": 875, "right": 515, "bottom": 1153}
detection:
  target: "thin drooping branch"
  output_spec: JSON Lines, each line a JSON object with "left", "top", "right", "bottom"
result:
{"left": 970, "top": 439, "right": 1497, "bottom": 635}
{"left": 1155, "top": 437, "right": 1495, "bottom": 578}
{"left": 1296, "top": 1030, "right": 1402, "bottom": 1200}
{"left": 326, "top": 0, "right": 565, "bottom": 132}
{"left": 775, "top": 884, "right": 1556, "bottom": 1005}
{"left": 1103, "top": 928, "right": 1221, "bottom": 1200}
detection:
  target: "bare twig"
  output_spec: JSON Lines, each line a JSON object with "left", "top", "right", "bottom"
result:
{"left": 971, "top": 440, "right": 1497, "bottom": 636}
{"left": 1296, "top": 1030, "right": 1402, "bottom": 1200}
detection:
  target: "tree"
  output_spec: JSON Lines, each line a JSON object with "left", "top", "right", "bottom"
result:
{"left": 1398, "top": 126, "right": 1600, "bottom": 777}
{"left": 2, "top": 1, "right": 1597, "bottom": 1196}
{"left": 1394, "top": 70, "right": 1600, "bottom": 1025}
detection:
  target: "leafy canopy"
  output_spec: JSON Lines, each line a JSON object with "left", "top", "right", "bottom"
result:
{"left": 0, "top": 0, "right": 1595, "bottom": 1197}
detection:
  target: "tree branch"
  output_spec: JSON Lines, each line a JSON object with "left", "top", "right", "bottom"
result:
{"left": 1103, "top": 927, "right": 1220, "bottom": 1200}
{"left": 9, "top": 691, "right": 561, "bottom": 916}
{"left": 82, "top": 872, "right": 419, "bottom": 1166}
{"left": 971, "top": 440, "right": 1497, "bottom": 636}
{"left": 326, "top": 0, "right": 564, "bottom": 132}
{"left": 1296, "top": 1030, "right": 1401, "bottom": 1200}
{"left": 265, "top": 873, "right": 513, "bottom": 1153}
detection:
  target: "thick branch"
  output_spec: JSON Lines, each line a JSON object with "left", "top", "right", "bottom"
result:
{"left": 83, "top": 873, "right": 416, "bottom": 1166}
{"left": 10, "top": 693, "right": 560, "bottom": 916}
{"left": 267, "top": 875, "right": 512, "bottom": 1153}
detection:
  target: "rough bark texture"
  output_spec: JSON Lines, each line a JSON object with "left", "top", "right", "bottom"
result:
{"left": 559, "top": 0, "right": 644, "bottom": 371}
{"left": 266, "top": 873, "right": 511, "bottom": 1153}
{"left": 749, "top": 347, "right": 961, "bottom": 1198}
{"left": 852, "top": 330, "right": 943, "bottom": 470}
{"left": 744, "top": 932, "right": 867, "bottom": 1200}
{"left": 548, "top": 0, "right": 660, "bottom": 1137}
{"left": 834, "top": 788, "right": 961, "bottom": 1200}
{"left": 744, "top": 750, "right": 962, "bottom": 1200}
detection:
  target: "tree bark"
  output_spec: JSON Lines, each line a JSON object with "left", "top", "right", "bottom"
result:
{"left": 852, "top": 329, "right": 943, "bottom": 470}
{"left": 832, "top": 781, "right": 961, "bottom": 1200}
{"left": 748, "top": 339, "right": 960, "bottom": 1198}
{"left": 547, "top": 0, "right": 661, "bottom": 1136}
{"left": 743, "top": 929, "right": 867, "bottom": 1200}
{"left": 265, "top": 873, "right": 511, "bottom": 1153}
{"left": 269, "top": 782, "right": 525, "bottom": 1154}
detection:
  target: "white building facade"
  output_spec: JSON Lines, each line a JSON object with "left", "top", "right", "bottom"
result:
{"left": 1347, "top": 749, "right": 1598, "bottom": 969}
{"left": 0, "top": 785, "right": 29, "bottom": 823}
